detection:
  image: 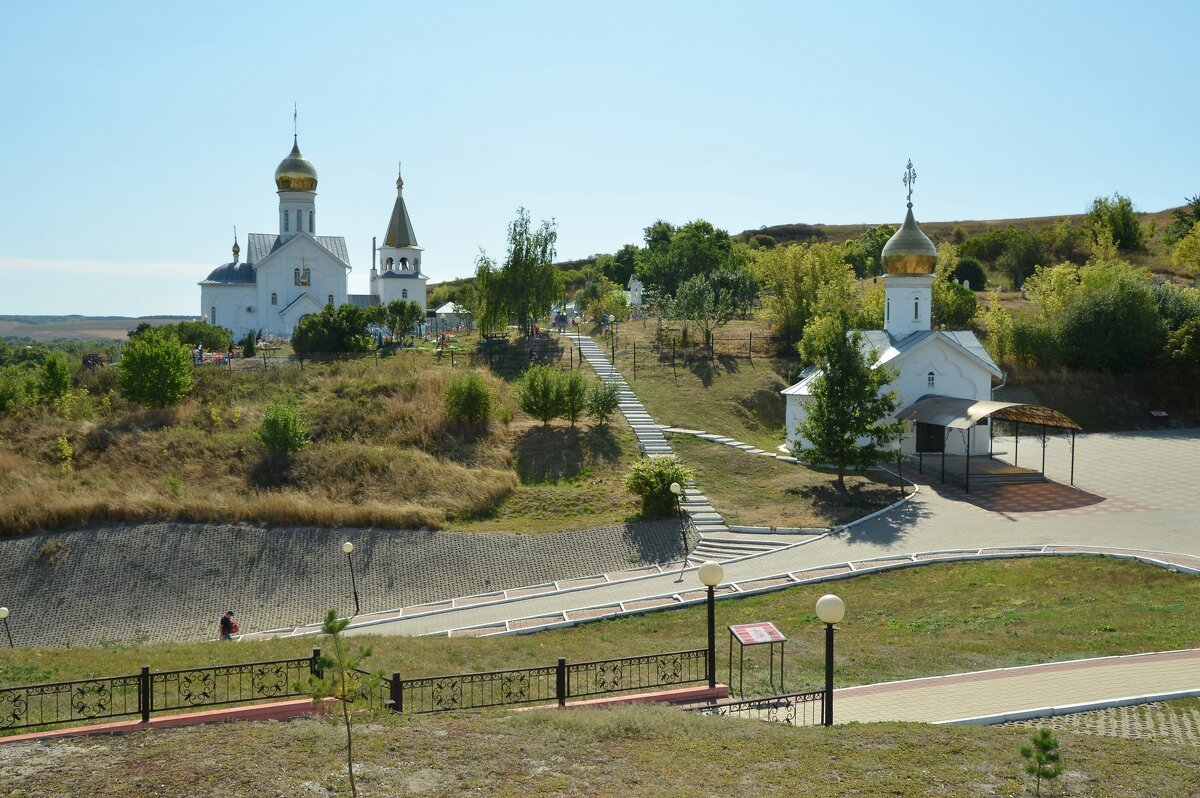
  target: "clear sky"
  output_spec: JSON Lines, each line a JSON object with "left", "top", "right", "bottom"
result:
{"left": 2, "top": 1, "right": 1197, "bottom": 316}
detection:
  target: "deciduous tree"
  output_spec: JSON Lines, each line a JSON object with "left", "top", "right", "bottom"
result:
{"left": 117, "top": 328, "right": 193, "bottom": 407}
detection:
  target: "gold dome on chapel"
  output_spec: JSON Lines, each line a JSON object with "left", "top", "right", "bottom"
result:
{"left": 881, "top": 204, "right": 937, "bottom": 275}
{"left": 275, "top": 137, "right": 318, "bottom": 191}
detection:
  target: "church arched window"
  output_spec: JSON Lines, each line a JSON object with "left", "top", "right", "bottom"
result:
{"left": 402, "top": 289, "right": 408, "bottom": 299}
{"left": 385, "top": 257, "right": 393, "bottom": 270}
{"left": 294, "top": 268, "right": 300, "bottom": 286}
{"left": 927, "top": 371, "right": 935, "bottom": 389}
{"left": 414, "top": 258, "right": 420, "bottom": 271}
{"left": 400, "top": 257, "right": 408, "bottom": 270}
{"left": 210, "top": 306, "right": 216, "bottom": 324}
{"left": 885, "top": 299, "right": 890, "bottom": 322}
{"left": 327, "top": 294, "right": 334, "bottom": 306}
{"left": 913, "top": 297, "right": 920, "bottom": 320}
{"left": 271, "top": 292, "right": 278, "bottom": 305}
{"left": 309, "top": 210, "right": 314, "bottom": 233}
{"left": 284, "top": 210, "right": 290, "bottom": 232}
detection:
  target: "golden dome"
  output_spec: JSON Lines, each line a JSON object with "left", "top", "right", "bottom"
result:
{"left": 881, "top": 204, "right": 937, "bottom": 275}
{"left": 275, "top": 137, "right": 318, "bottom": 191}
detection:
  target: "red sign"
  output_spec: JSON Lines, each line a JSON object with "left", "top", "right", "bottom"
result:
{"left": 729, "top": 622, "right": 786, "bottom": 645}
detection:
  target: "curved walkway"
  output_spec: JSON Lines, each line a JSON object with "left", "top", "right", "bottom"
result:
{"left": 334, "top": 427, "right": 1200, "bottom": 638}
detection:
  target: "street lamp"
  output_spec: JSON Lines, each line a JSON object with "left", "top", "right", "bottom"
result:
{"left": 608, "top": 314, "right": 616, "bottom": 361}
{"left": 342, "top": 542, "right": 361, "bottom": 617}
{"left": 670, "top": 482, "right": 687, "bottom": 567}
{"left": 0, "top": 607, "right": 12, "bottom": 648}
{"left": 698, "top": 560, "right": 724, "bottom": 689}
{"left": 815, "top": 593, "right": 845, "bottom": 727}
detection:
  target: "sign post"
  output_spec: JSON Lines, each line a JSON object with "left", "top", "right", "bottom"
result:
{"left": 727, "top": 621, "right": 786, "bottom": 696}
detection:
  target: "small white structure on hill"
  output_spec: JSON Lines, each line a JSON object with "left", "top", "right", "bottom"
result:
{"left": 783, "top": 181, "right": 1001, "bottom": 457}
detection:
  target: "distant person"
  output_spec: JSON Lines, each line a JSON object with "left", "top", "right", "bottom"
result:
{"left": 219, "top": 610, "right": 238, "bottom": 640}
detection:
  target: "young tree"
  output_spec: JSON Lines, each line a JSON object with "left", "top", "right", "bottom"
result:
{"left": 1171, "top": 221, "right": 1200, "bottom": 274}
{"left": 1085, "top": 192, "right": 1146, "bottom": 253}
{"left": 38, "top": 353, "right": 72, "bottom": 403}
{"left": 444, "top": 371, "right": 493, "bottom": 424}
{"left": 117, "top": 328, "right": 193, "bottom": 407}
{"left": 256, "top": 400, "right": 310, "bottom": 458}
{"left": 623, "top": 456, "right": 694, "bottom": 518}
{"left": 671, "top": 272, "right": 737, "bottom": 345}
{"left": 242, "top": 331, "right": 257, "bottom": 358}
{"left": 301, "top": 610, "right": 378, "bottom": 798}
{"left": 587, "top": 381, "right": 619, "bottom": 426}
{"left": 1019, "top": 729, "right": 1063, "bottom": 796}
{"left": 753, "top": 242, "right": 859, "bottom": 351}
{"left": 560, "top": 370, "right": 589, "bottom": 427}
{"left": 518, "top": 364, "right": 564, "bottom": 425}
{"left": 793, "top": 314, "right": 905, "bottom": 493}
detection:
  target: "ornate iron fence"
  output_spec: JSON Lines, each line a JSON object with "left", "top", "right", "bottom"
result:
{"left": 0, "top": 650, "right": 321, "bottom": 734}
{"left": 687, "top": 690, "right": 824, "bottom": 726}
{"left": 566, "top": 649, "right": 708, "bottom": 700}
{"left": 149, "top": 657, "right": 314, "bottom": 713}
{"left": 392, "top": 649, "right": 709, "bottom": 714}
{"left": 0, "top": 673, "right": 142, "bottom": 732}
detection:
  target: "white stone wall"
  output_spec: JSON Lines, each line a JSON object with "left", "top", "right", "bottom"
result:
{"left": 199, "top": 284, "right": 255, "bottom": 340}
{"left": 883, "top": 274, "right": 933, "bottom": 338}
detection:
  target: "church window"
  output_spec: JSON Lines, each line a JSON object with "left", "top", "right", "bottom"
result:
{"left": 913, "top": 297, "right": 920, "bottom": 320}
{"left": 327, "top": 294, "right": 334, "bottom": 306}
{"left": 927, "top": 371, "right": 935, "bottom": 389}
{"left": 400, "top": 257, "right": 408, "bottom": 270}
{"left": 210, "top": 306, "right": 216, "bottom": 324}
{"left": 294, "top": 268, "right": 300, "bottom": 286}
{"left": 885, "top": 299, "right": 890, "bottom": 322}
{"left": 271, "top": 292, "right": 278, "bottom": 305}
{"left": 385, "top": 257, "right": 393, "bottom": 270}
{"left": 402, "top": 289, "right": 408, "bottom": 299}
{"left": 301, "top": 268, "right": 311, "bottom": 286}
{"left": 284, "top": 210, "right": 290, "bottom": 232}
{"left": 309, "top": 210, "right": 314, "bottom": 233}
{"left": 414, "top": 258, "right": 419, "bottom": 270}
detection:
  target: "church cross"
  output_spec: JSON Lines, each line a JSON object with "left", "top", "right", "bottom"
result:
{"left": 903, "top": 159, "right": 916, "bottom": 206}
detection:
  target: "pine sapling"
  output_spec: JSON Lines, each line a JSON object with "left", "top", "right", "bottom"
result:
{"left": 1020, "top": 728, "right": 1063, "bottom": 796}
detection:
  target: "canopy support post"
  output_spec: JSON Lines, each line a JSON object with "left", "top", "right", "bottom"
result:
{"left": 941, "top": 427, "right": 947, "bottom": 484}
{"left": 1070, "top": 429, "right": 1076, "bottom": 486}
{"left": 966, "top": 424, "right": 971, "bottom": 493}
{"left": 1041, "top": 424, "right": 1047, "bottom": 476}
{"left": 1014, "top": 422, "right": 1020, "bottom": 466}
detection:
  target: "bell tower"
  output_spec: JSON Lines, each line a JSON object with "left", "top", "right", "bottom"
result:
{"left": 881, "top": 160, "right": 936, "bottom": 338}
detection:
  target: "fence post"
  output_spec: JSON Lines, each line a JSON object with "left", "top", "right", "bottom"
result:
{"left": 311, "top": 646, "right": 323, "bottom": 680}
{"left": 556, "top": 657, "right": 567, "bottom": 707}
{"left": 748, "top": 332, "right": 752, "bottom": 362}
{"left": 390, "top": 671, "right": 402, "bottom": 713}
{"left": 633, "top": 343, "right": 636, "bottom": 380}
{"left": 139, "top": 665, "right": 151, "bottom": 723}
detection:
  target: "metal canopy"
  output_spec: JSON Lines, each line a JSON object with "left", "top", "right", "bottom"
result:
{"left": 897, "top": 395, "right": 1083, "bottom": 431}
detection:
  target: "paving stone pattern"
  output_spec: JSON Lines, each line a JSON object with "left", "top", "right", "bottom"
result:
{"left": 1005, "top": 701, "right": 1200, "bottom": 747}
{"left": 0, "top": 519, "right": 683, "bottom": 647}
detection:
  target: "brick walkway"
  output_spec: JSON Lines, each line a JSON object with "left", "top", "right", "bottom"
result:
{"left": 835, "top": 649, "right": 1200, "bottom": 725}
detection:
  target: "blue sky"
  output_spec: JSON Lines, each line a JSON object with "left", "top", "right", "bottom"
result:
{"left": 1, "top": 1, "right": 1197, "bottom": 316}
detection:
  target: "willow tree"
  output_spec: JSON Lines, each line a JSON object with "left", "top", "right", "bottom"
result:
{"left": 476, "top": 208, "right": 560, "bottom": 336}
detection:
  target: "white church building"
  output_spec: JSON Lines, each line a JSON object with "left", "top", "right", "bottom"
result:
{"left": 200, "top": 138, "right": 428, "bottom": 340}
{"left": 784, "top": 185, "right": 1079, "bottom": 464}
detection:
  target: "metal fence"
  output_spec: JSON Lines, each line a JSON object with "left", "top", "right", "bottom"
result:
{"left": 0, "top": 651, "right": 320, "bottom": 733}
{"left": 1, "top": 647, "right": 710, "bottom": 733}
{"left": 687, "top": 690, "right": 824, "bottom": 726}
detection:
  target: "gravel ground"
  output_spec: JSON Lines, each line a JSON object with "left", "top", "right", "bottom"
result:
{"left": 0, "top": 519, "right": 682, "bottom": 647}
{"left": 1005, "top": 700, "right": 1200, "bottom": 747}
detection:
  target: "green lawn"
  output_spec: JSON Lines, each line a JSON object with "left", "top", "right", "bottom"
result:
{"left": 7, "top": 704, "right": 1197, "bottom": 797}
{"left": 669, "top": 434, "right": 900, "bottom": 528}
{"left": 3, "top": 557, "right": 1196, "bottom": 699}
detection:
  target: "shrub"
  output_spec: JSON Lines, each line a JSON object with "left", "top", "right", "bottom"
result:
{"left": 623, "top": 456, "right": 694, "bottom": 518}
{"left": 587, "top": 381, "right": 619, "bottom": 426}
{"left": 243, "top": 332, "right": 257, "bottom": 358}
{"left": 518, "top": 364, "right": 564, "bottom": 425}
{"left": 39, "top": 353, "right": 72, "bottom": 403}
{"left": 952, "top": 256, "right": 987, "bottom": 290}
{"left": 255, "top": 400, "right": 310, "bottom": 456}
{"left": 117, "top": 329, "right": 193, "bottom": 407}
{"left": 444, "top": 371, "right": 493, "bottom": 424}
{"left": 560, "top": 370, "right": 589, "bottom": 426}
{"left": 293, "top": 304, "right": 373, "bottom": 355}
{"left": 0, "top": 366, "right": 32, "bottom": 414}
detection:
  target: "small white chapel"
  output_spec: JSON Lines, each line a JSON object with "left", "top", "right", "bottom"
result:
{"left": 783, "top": 165, "right": 1080, "bottom": 471}
{"left": 199, "top": 136, "right": 428, "bottom": 340}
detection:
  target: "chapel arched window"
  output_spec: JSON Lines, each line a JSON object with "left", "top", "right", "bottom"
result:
{"left": 927, "top": 371, "right": 935, "bottom": 389}
{"left": 271, "top": 292, "right": 278, "bottom": 305}
{"left": 284, "top": 210, "right": 290, "bottom": 232}
{"left": 294, "top": 268, "right": 300, "bottom": 286}
{"left": 309, "top": 210, "right": 314, "bottom": 233}
{"left": 913, "top": 297, "right": 920, "bottom": 321}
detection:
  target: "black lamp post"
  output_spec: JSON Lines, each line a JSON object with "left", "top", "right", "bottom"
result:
{"left": 670, "top": 481, "right": 687, "bottom": 567}
{"left": 0, "top": 607, "right": 12, "bottom": 648}
{"left": 342, "top": 542, "right": 361, "bottom": 616}
{"left": 697, "top": 561, "right": 724, "bottom": 690}
{"left": 815, "top": 594, "right": 845, "bottom": 727}
{"left": 608, "top": 314, "right": 616, "bottom": 362}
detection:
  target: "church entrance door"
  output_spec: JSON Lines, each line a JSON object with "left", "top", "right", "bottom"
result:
{"left": 915, "top": 422, "right": 945, "bottom": 453}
